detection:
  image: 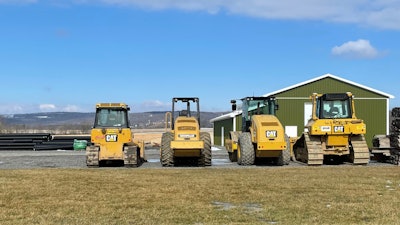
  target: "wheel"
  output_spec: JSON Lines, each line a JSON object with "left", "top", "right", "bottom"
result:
{"left": 228, "top": 151, "right": 238, "bottom": 162}
{"left": 277, "top": 149, "right": 291, "bottom": 166}
{"left": 161, "top": 132, "right": 174, "bottom": 167}
{"left": 200, "top": 132, "right": 212, "bottom": 166}
{"left": 283, "top": 135, "right": 291, "bottom": 165}
{"left": 237, "top": 132, "right": 255, "bottom": 166}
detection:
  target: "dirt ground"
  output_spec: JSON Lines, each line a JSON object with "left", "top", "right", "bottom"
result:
{"left": 132, "top": 130, "right": 162, "bottom": 147}
{"left": 132, "top": 128, "right": 213, "bottom": 147}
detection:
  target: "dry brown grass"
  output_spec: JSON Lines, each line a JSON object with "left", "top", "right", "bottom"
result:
{"left": 1, "top": 167, "right": 399, "bottom": 225}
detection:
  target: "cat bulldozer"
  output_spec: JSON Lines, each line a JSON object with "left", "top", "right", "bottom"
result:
{"left": 292, "top": 92, "right": 369, "bottom": 165}
{"left": 160, "top": 97, "right": 211, "bottom": 167}
{"left": 226, "top": 96, "right": 290, "bottom": 166}
{"left": 86, "top": 103, "right": 145, "bottom": 167}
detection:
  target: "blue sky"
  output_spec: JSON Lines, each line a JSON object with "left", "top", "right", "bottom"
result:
{"left": 0, "top": 0, "right": 399, "bottom": 114}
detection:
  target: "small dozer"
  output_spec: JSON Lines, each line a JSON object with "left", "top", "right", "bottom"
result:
{"left": 226, "top": 96, "right": 290, "bottom": 166}
{"left": 160, "top": 97, "right": 211, "bottom": 167}
{"left": 86, "top": 103, "right": 145, "bottom": 167}
{"left": 292, "top": 92, "right": 369, "bottom": 165}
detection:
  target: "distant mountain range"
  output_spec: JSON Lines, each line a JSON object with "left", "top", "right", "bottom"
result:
{"left": 0, "top": 111, "right": 227, "bottom": 128}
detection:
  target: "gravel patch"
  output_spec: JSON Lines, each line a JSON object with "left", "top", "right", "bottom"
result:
{"left": 0, "top": 147, "right": 396, "bottom": 169}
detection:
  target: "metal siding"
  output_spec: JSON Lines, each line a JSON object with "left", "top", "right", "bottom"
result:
{"left": 275, "top": 99, "right": 305, "bottom": 133}
{"left": 213, "top": 123, "right": 221, "bottom": 146}
{"left": 236, "top": 114, "right": 242, "bottom": 132}
{"left": 354, "top": 99, "right": 387, "bottom": 147}
{"left": 213, "top": 118, "right": 234, "bottom": 146}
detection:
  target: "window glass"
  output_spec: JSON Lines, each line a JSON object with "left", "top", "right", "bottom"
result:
{"left": 320, "top": 99, "right": 351, "bottom": 119}
{"left": 95, "top": 108, "right": 128, "bottom": 127}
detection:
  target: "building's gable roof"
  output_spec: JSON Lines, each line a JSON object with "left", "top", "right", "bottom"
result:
{"left": 209, "top": 110, "right": 242, "bottom": 123}
{"left": 262, "top": 73, "right": 394, "bottom": 99}
{"left": 211, "top": 73, "right": 394, "bottom": 123}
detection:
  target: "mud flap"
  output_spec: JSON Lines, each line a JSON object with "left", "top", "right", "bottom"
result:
{"left": 124, "top": 146, "right": 138, "bottom": 167}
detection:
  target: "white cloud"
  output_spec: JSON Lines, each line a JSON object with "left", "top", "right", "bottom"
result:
{"left": 38, "top": 104, "right": 89, "bottom": 112}
{"left": 94, "top": 0, "right": 400, "bottom": 30}
{"left": 3, "top": 0, "right": 400, "bottom": 29}
{"left": 331, "top": 39, "right": 380, "bottom": 59}
{"left": 39, "top": 104, "right": 57, "bottom": 111}
{"left": 0, "top": 0, "right": 36, "bottom": 4}
{"left": 0, "top": 103, "right": 94, "bottom": 114}
{"left": 141, "top": 100, "right": 168, "bottom": 107}
{"left": 137, "top": 100, "right": 170, "bottom": 112}
{"left": 0, "top": 104, "right": 25, "bottom": 114}
{"left": 62, "top": 105, "right": 80, "bottom": 112}
{"left": 98, "top": 0, "right": 223, "bottom": 13}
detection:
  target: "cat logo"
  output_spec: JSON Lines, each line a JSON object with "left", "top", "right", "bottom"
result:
{"left": 105, "top": 134, "right": 118, "bottom": 142}
{"left": 334, "top": 126, "right": 344, "bottom": 133}
{"left": 266, "top": 130, "right": 277, "bottom": 138}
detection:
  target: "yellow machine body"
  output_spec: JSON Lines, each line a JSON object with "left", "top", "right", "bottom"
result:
{"left": 170, "top": 116, "right": 204, "bottom": 157}
{"left": 91, "top": 128, "right": 134, "bottom": 160}
{"left": 306, "top": 93, "right": 366, "bottom": 155}
{"left": 86, "top": 103, "right": 145, "bottom": 167}
{"left": 160, "top": 97, "right": 211, "bottom": 167}
{"left": 250, "top": 115, "right": 287, "bottom": 157}
{"left": 226, "top": 96, "right": 290, "bottom": 165}
{"left": 293, "top": 92, "right": 369, "bottom": 165}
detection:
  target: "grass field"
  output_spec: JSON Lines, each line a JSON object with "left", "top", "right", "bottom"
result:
{"left": 1, "top": 167, "right": 399, "bottom": 225}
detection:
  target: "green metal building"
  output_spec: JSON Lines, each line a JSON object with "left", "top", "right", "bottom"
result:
{"left": 211, "top": 73, "right": 394, "bottom": 148}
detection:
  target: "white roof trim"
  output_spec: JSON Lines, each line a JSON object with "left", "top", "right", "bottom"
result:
{"left": 262, "top": 73, "right": 395, "bottom": 99}
{"left": 210, "top": 110, "right": 242, "bottom": 123}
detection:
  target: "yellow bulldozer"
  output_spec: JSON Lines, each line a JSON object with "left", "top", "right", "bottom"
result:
{"left": 86, "top": 103, "right": 145, "bottom": 167}
{"left": 226, "top": 96, "right": 290, "bottom": 166}
{"left": 160, "top": 97, "right": 211, "bottom": 167}
{"left": 292, "top": 92, "right": 370, "bottom": 165}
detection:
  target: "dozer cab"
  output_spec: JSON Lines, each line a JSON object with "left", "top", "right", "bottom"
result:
{"left": 226, "top": 96, "right": 290, "bottom": 166}
{"left": 292, "top": 93, "right": 369, "bottom": 165}
{"left": 160, "top": 97, "right": 211, "bottom": 167}
{"left": 86, "top": 103, "right": 145, "bottom": 167}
